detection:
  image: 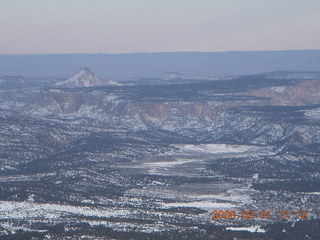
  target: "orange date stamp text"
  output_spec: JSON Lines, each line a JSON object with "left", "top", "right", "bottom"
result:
{"left": 211, "top": 210, "right": 308, "bottom": 220}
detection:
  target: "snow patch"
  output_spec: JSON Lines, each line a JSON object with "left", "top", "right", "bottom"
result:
{"left": 162, "top": 201, "right": 236, "bottom": 211}
{"left": 226, "top": 225, "right": 266, "bottom": 233}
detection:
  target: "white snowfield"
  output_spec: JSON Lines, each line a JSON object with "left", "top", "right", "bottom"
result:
{"left": 174, "top": 143, "right": 272, "bottom": 155}
{"left": 0, "top": 200, "right": 205, "bottom": 233}
{"left": 0, "top": 201, "right": 129, "bottom": 220}
{"left": 226, "top": 225, "right": 266, "bottom": 233}
{"left": 305, "top": 192, "right": 320, "bottom": 195}
{"left": 158, "top": 185, "right": 255, "bottom": 211}
{"left": 304, "top": 108, "right": 320, "bottom": 119}
{"left": 143, "top": 159, "right": 196, "bottom": 167}
{"left": 162, "top": 201, "right": 236, "bottom": 211}
{"left": 138, "top": 144, "right": 273, "bottom": 176}
{"left": 0, "top": 200, "right": 188, "bottom": 233}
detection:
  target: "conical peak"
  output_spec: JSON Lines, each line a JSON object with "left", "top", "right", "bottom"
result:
{"left": 77, "top": 67, "right": 95, "bottom": 75}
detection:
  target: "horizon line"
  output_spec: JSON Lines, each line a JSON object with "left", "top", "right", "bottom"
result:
{"left": 1, "top": 49, "right": 320, "bottom": 56}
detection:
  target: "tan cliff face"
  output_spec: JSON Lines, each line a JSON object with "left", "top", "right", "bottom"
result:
{"left": 1, "top": 74, "right": 319, "bottom": 148}
{"left": 5, "top": 74, "right": 320, "bottom": 134}
{"left": 19, "top": 88, "right": 223, "bottom": 127}
{"left": 32, "top": 93, "right": 215, "bottom": 120}
{"left": 250, "top": 79, "right": 320, "bottom": 106}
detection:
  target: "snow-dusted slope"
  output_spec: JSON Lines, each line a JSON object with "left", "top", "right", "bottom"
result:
{"left": 54, "top": 67, "right": 119, "bottom": 87}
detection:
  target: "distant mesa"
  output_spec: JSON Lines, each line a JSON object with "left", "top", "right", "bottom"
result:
{"left": 161, "top": 72, "right": 187, "bottom": 80}
{"left": 54, "top": 67, "right": 120, "bottom": 88}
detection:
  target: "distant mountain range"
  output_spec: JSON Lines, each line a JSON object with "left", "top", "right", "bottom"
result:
{"left": 0, "top": 50, "right": 320, "bottom": 80}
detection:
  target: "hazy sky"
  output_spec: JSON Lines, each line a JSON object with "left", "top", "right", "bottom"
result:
{"left": 1, "top": 0, "right": 319, "bottom": 54}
